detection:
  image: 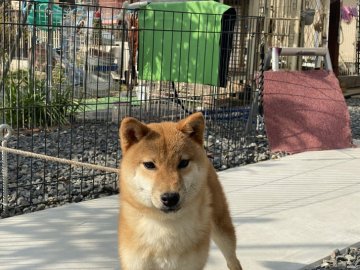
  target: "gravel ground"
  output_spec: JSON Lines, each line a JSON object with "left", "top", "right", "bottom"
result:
{"left": 347, "top": 97, "right": 360, "bottom": 144}
{"left": 0, "top": 97, "right": 359, "bottom": 218}
{"left": 303, "top": 244, "right": 360, "bottom": 270}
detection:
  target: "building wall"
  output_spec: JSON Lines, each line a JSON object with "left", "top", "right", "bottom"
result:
{"left": 338, "top": 0, "right": 357, "bottom": 74}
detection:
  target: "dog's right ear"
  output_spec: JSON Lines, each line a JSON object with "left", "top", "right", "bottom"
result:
{"left": 120, "top": 117, "right": 150, "bottom": 153}
{"left": 177, "top": 112, "right": 205, "bottom": 145}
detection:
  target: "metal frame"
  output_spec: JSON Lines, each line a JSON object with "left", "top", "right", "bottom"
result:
{"left": 266, "top": 47, "right": 333, "bottom": 71}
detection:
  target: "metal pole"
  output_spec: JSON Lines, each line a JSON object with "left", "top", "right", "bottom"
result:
{"left": 47, "top": 0, "right": 54, "bottom": 103}
{"left": 0, "top": 2, "right": 33, "bottom": 92}
{"left": 272, "top": 47, "right": 280, "bottom": 71}
{"left": 0, "top": 124, "right": 12, "bottom": 217}
{"left": 291, "top": 0, "right": 303, "bottom": 70}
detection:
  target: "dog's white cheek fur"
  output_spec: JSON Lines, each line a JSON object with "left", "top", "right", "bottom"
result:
{"left": 132, "top": 168, "right": 154, "bottom": 207}
{"left": 182, "top": 163, "right": 207, "bottom": 198}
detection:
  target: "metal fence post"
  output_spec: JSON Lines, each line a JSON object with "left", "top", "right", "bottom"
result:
{"left": 0, "top": 124, "right": 12, "bottom": 217}
{"left": 272, "top": 47, "right": 280, "bottom": 71}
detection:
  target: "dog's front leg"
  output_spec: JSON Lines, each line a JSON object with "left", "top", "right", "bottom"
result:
{"left": 209, "top": 173, "right": 242, "bottom": 270}
{"left": 211, "top": 224, "right": 242, "bottom": 270}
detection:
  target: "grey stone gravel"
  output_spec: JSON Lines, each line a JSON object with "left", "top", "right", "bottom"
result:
{"left": 0, "top": 97, "right": 359, "bottom": 218}
{"left": 346, "top": 97, "right": 360, "bottom": 144}
{"left": 304, "top": 245, "right": 360, "bottom": 270}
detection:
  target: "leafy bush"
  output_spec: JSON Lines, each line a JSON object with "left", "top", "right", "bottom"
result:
{"left": 1, "top": 69, "right": 81, "bottom": 128}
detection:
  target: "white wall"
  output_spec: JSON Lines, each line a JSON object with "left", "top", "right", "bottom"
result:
{"left": 339, "top": 0, "right": 357, "bottom": 67}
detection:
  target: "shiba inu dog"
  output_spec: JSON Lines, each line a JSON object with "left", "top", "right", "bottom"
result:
{"left": 118, "top": 112, "right": 242, "bottom": 270}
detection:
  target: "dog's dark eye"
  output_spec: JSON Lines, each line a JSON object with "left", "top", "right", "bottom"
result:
{"left": 143, "top": 162, "right": 156, "bottom": 170}
{"left": 178, "top": 159, "right": 189, "bottom": 169}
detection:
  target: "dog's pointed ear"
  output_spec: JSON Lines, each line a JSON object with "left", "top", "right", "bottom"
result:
{"left": 177, "top": 112, "right": 205, "bottom": 145}
{"left": 120, "top": 117, "right": 150, "bottom": 153}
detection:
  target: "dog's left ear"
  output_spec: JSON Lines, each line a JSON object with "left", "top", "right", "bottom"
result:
{"left": 177, "top": 112, "right": 205, "bottom": 145}
{"left": 120, "top": 117, "right": 150, "bottom": 153}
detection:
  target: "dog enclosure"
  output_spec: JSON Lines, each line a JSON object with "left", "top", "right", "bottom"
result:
{"left": 0, "top": 0, "right": 265, "bottom": 217}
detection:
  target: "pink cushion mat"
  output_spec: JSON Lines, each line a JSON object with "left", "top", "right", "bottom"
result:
{"left": 263, "top": 70, "right": 352, "bottom": 154}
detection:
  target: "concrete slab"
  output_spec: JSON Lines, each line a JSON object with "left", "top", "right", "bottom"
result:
{"left": 224, "top": 147, "right": 360, "bottom": 270}
{"left": 0, "top": 196, "right": 119, "bottom": 270}
{"left": 0, "top": 147, "right": 359, "bottom": 270}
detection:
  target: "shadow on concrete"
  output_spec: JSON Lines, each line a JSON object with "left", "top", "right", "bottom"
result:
{"left": 0, "top": 197, "right": 119, "bottom": 269}
{"left": 261, "top": 260, "right": 305, "bottom": 270}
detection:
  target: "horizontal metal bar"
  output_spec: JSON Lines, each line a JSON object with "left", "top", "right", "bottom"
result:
{"left": 270, "top": 47, "right": 333, "bottom": 71}
{"left": 277, "top": 47, "right": 329, "bottom": 56}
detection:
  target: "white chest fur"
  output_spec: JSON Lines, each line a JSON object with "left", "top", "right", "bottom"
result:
{"left": 137, "top": 207, "right": 210, "bottom": 252}
{"left": 122, "top": 203, "right": 212, "bottom": 270}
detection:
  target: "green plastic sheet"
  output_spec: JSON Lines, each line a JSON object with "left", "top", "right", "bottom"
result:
{"left": 138, "top": 1, "right": 235, "bottom": 87}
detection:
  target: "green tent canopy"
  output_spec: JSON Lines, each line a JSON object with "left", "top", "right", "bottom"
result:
{"left": 27, "top": 0, "right": 63, "bottom": 29}
{"left": 138, "top": 1, "right": 236, "bottom": 87}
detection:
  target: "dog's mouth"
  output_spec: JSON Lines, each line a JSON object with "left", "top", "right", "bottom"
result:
{"left": 160, "top": 206, "right": 181, "bottom": 213}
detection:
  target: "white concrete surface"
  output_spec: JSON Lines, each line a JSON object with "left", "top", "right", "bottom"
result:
{"left": 1, "top": 147, "right": 360, "bottom": 270}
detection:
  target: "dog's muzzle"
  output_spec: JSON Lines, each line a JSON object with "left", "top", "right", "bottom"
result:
{"left": 160, "top": 192, "right": 180, "bottom": 213}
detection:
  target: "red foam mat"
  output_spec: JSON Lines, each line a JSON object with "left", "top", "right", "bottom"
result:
{"left": 263, "top": 70, "right": 353, "bottom": 154}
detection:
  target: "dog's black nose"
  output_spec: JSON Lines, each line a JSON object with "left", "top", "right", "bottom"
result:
{"left": 160, "top": 192, "right": 180, "bottom": 208}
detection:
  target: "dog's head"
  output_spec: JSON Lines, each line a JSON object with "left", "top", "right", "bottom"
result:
{"left": 119, "top": 112, "right": 208, "bottom": 214}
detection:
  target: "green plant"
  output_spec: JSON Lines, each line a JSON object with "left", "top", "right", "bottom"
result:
{"left": 50, "top": 85, "right": 81, "bottom": 125}
{"left": 1, "top": 69, "right": 81, "bottom": 128}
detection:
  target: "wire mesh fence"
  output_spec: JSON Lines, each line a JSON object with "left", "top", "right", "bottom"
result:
{"left": 1, "top": 0, "right": 265, "bottom": 217}
{"left": 259, "top": 0, "right": 330, "bottom": 70}
{"left": 262, "top": 0, "right": 358, "bottom": 75}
